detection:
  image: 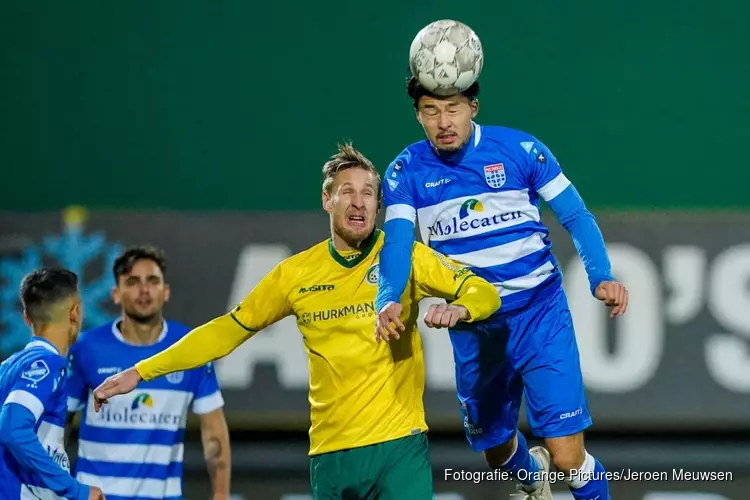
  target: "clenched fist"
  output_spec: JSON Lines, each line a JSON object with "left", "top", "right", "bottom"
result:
{"left": 595, "top": 281, "right": 629, "bottom": 318}
{"left": 423, "top": 303, "right": 469, "bottom": 329}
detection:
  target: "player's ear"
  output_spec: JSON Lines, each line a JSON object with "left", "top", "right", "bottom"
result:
{"left": 163, "top": 283, "right": 171, "bottom": 303}
{"left": 22, "top": 310, "right": 32, "bottom": 328}
{"left": 111, "top": 286, "right": 121, "bottom": 305}
{"left": 65, "top": 294, "right": 83, "bottom": 330}
{"left": 470, "top": 99, "right": 479, "bottom": 118}
{"left": 322, "top": 190, "right": 333, "bottom": 214}
{"left": 70, "top": 301, "right": 82, "bottom": 327}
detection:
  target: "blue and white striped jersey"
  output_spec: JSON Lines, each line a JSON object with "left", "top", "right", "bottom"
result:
{"left": 381, "top": 124, "right": 612, "bottom": 312}
{"left": 0, "top": 337, "right": 84, "bottom": 500}
{"left": 67, "top": 320, "right": 224, "bottom": 500}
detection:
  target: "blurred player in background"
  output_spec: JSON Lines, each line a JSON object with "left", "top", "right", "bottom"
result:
{"left": 374, "top": 78, "right": 629, "bottom": 500}
{"left": 0, "top": 268, "right": 105, "bottom": 500}
{"left": 91, "top": 143, "right": 501, "bottom": 500}
{"left": 66, "top": 246, "right": 231, "bottom": 500}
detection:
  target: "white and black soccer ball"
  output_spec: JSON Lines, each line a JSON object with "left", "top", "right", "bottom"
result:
{"left": 409, "top": 19, "right": 484, "bottom": 96}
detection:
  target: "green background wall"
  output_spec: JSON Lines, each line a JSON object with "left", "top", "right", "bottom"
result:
{"left": 1, "top": 0, "right": 747, "bottom": 211}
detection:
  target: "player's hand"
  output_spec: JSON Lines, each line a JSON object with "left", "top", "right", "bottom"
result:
{"left": 93, "top": 366, "right": 142, "bottom": 412}
{"left": 88, "top": 486, "right": 106, "bottom": 500}
{"left": 375, "top": 302, "right": 405, "bottom": 342}
{"left": 424, "top": 303, "right": 468, "bottom": 329}
{"left": 595, "top": 280, "right": 629, "bottom": 318}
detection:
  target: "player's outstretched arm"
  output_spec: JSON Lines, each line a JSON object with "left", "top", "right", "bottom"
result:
{"left": 529, "top": 139, "right": 628, "bottom": 317}
{"left": 0, "top": 357, "right": 100, "bottom": 500}
{"left": 546, "top": 183, "right": 629, "bottom": 317}
{"left": 413, "top": 243, "right": 501, "bottom": 330}
{"left": 448, "top": 276, "right": 500, "bottom": 324}
{"left": 93, "top": 263, "right": 294, "bottom": 408}
{"left": 375, "top": 158, "right": 418, "bottom": 341}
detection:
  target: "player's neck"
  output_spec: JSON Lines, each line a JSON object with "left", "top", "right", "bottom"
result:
{"left": 331, "top": 229, "right": 376, "bottom": 252}
{"left": 119, "top": 315, "right": 164, "bottom": 346}
{"left": 31, "top": 326, "right": 69, "bottom": 356}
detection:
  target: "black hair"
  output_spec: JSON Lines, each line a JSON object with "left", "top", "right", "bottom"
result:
{"left": 406, "top": 75, "right": 480, "bottom": 109}
{"left": 20, "top": 268, "right": 79, "bottom": 325}
{"left": 113, "top": 245, "right": 167, "bottom": 283}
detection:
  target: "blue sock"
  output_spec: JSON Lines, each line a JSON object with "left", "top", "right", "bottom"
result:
{"left": 495, "top": 432, "right": 541, "bottom": 487}
{"left": 566, "top": 453, "right": 610, "bottom": 500}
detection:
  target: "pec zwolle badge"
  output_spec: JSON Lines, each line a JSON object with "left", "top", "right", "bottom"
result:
{"left": 483, "top": 163, "right": 506, "bottom": 188}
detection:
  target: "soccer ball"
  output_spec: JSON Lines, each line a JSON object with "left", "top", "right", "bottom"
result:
{"left": 409, "top": 19, "right": 484, "bottom": 96}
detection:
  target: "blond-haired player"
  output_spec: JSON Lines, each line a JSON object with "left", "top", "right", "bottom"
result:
{"left": 90, "top": 143, "right": 501, "bottom": 499}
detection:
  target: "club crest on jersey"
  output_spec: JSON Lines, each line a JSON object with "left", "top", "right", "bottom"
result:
{"left": 166, "top": 371, "right": 184, "bottom": 384}
{"left": 483, "top": 163, "right": 506, "bottom": 189}
{"left": 21, "top": 360, "right": 50, "bottom": 384}
{"left": 366, "top": 264, "right": 379, "bottom": 285}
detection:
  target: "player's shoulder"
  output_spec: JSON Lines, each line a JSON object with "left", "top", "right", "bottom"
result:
{"left": 386, "top": 140, "right": 432, "bottom": 174}
{"left": 480, "top": 125, "right": 542, "bottom": 157}
{"left": 273, "top": 239, "right": 330, "bottom": 277}
{"left": 18, "top": 345, "right": 66, "bottom": 379}
{"left": 290, "top": 239, "right": 329, "bottom": 265}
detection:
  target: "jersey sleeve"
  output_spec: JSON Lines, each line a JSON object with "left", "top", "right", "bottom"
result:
{"left": 3, "top": 354, "right": 65, "bottom": 423}
{"left": 410, "top": 243, "right": 501, "bottom": 322}
{"left": 523, "top": 135, "right": 614, "bottom": 294}
{"left": 411, "top": 243, "right": 474, "bottom": 301}
{"left": 191, "top": 361, "right": 224, "bottom": 415}
{"left": 524, "top": 137, "right": 572, "bottom": 203}
{"left": 382, "top": 151, "right": 417, "bottom": 223}
{"left": 65, "top": 342, "right": 88, "bottom": 413}
{"left": 377, "top": 151, "right": 418, "bottom": 312}
{"left": 229, "top": 261, "right": 293, "bottom": 331}
{"left": 136, "top": 262, "right": 294, "bottom": 381}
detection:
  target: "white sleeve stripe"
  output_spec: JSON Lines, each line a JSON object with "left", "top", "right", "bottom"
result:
{"left": 537, "top": 173, "right": 571, "bottom": 202}
{"left": 4, "top": 390, "right": 44, "bottom": 421}
{"left": 67, "top": 397, "right": 84, "bottom": 413}
{"left": 192, "top": 391, "right": 224, "bottom": 415}
{"left": 385, "top": 204, "right": 416, "bottom": 223}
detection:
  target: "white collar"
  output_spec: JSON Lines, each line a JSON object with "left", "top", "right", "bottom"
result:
{"left": 111, "top": 319, "right": 168, "bottom": 345}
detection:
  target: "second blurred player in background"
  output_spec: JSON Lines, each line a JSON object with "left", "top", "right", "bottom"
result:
{"left": 66, "top": 246, "right": 231, "bottom": 500}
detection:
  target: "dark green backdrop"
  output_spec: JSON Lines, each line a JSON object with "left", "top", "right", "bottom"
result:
{"left": 1, "top": 0, "right": 747, "bottom": 211}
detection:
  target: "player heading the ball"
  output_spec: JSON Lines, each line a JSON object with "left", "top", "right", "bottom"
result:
{"left": 374, "top": 18, "right": 629, "bottom": 500}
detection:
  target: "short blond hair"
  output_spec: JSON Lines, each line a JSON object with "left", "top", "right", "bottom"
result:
{"left": 322, "top": 142, "right": 381, "bottom": 196}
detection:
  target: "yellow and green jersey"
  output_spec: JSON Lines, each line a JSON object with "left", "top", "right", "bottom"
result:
{"left": 135, "top": 229, "right": 500, "bottom": 455}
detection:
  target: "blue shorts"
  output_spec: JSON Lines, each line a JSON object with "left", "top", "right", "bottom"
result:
{"left": 448, "top": 285, "right": 592, "bottom": 451}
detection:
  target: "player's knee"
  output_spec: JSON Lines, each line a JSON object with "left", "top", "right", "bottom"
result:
{"left": 483, "top": 436, "right": 517, "bottom": 468}
{"left": 546, "top": 434, "right": 585, "bottom": 475}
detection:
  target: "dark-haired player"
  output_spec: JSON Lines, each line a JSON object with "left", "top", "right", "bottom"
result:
{"left": 0, "top": 268, "right": 105, "bottom": 499}
{"left": 373, "top": 78, "right": 629, "bottom": 500}
{"left": 66, "top": 246, "right": 230, "bottom": 500}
